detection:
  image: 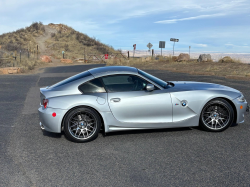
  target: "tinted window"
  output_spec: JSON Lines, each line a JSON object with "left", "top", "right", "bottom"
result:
{"left": 50, "top": 71, "right": 92, "bottom": 88}
{"left": 79, "top": 78, "right": 106, "bottom": 93}
{"left": 101, "top": 75, "right": 148, "bottom": 92}
{"left": 138, "top": 69, "right": 167, "bottom": 88}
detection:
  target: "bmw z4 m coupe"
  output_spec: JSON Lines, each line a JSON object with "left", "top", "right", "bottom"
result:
{"left": 38, "top": 66, "right": 249, "bottom": 142}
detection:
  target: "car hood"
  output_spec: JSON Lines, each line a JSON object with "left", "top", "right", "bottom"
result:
{"left": 169, "top": 81, "right": 241, "bottom": 93}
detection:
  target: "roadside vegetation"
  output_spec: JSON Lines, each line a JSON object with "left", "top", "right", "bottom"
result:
{"left": 0, "top": 22, "right": 45, "bottom": 71}
{"left": 45, "top": 23, "right": 116, "bottom": 60}
{"left": 0, "top": 22, "right": 45, "bottom": 52}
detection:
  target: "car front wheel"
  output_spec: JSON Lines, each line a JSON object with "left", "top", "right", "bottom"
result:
{"left": 64, "top": 107, "right": 101, "bottom": 142}
{"left": 200, "top": 98, "right": 234, "bottom": 132}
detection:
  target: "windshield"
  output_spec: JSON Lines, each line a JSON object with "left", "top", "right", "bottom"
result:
{"left": 138, "top": 69, "right": 168, "bottom": 88}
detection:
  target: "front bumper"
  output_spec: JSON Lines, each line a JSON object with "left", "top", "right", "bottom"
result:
{"left": 232, "top": 98, "right": 248, "bottom": 123}
{"left": 38, "top": 106, "right": 67, "bottom": 133}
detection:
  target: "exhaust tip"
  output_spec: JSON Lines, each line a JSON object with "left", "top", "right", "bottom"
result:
{"left": 40, "top": 122, "right": 45, "bottom": 130}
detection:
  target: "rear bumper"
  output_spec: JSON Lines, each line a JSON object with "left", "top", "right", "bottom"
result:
{"left": 38, "top": 106, "right": 67, "bottom": 133}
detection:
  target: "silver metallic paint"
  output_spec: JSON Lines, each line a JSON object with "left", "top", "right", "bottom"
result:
{"left": 38, "top": 66, "right": 248, "bottom": 134}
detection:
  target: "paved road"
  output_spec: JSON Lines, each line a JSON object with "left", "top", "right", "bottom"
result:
{"left": 0, "top": 64, "right": 249, "bottom": 187}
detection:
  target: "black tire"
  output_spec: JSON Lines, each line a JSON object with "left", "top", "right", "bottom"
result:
{"left": 199, "top": 98, "right": 234, "bottom": 132}
{"left": 64, "top": 107, "right": 101, "bottom": 143}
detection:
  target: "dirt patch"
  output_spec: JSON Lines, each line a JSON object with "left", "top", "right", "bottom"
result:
{"left": 60, "top": 59, "right": 73, "bottom": 63}
{"left": 0, "top": 67, "right": 24, "bottom": 74}
{"left": 40, "top": 55, "right": 52, "bottom": 63}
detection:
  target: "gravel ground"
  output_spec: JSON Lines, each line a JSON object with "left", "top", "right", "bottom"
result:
{"left": 0, "top": 64, "right": 249, "bottom": 187}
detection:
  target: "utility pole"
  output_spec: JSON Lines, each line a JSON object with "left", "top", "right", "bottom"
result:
{"left": 37, "top": 45, "right": 38, "bottom": 60}
{"left": 189, "top": 46, "right": 191, "bottom": 58}
{"left": 20, "top": 50, "right": 21, "bottom": 64}
{"left": 84, "top": 48, "right": 86, "bottom": 63}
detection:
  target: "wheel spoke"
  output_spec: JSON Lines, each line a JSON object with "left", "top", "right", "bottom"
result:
{"left": 204, "top": 117, "right": 211, "bottom": 122}
{"left": 70, "top": 123, "right": 77, "bottom": 127}
{"left": 217, "top": 120, "right": 222, "bottom": 128}
{"left": 78, "top": 115, "right": 82, "bottom": 121}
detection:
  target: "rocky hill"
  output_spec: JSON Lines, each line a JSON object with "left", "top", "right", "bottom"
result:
{"left": 0, "top": 22, "right": 116, "bottom": 60}
{"left": 45, "top": 23, "right": 116, "bottom": 59}
{"left": 0, "top": 22, "right": 45, "bottom": 54}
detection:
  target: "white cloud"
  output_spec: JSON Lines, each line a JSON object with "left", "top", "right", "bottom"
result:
{"left": 155, "top": 13, "right": 225, "bottom": 24}
{"left": 197, "top": 44, "right": 208, "bottom": 47}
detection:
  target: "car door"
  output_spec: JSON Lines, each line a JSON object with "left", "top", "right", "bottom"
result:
{"left": 100, "top": 74, "right": 172, "bottom": 125}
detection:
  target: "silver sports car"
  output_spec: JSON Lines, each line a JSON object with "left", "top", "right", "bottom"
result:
{"left": 38, "top": 66, "right": 249, "bottom": 142}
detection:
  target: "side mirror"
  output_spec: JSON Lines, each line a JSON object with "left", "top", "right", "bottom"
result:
{"left": 146, "top": 84, "right": 155, "bottom": 91}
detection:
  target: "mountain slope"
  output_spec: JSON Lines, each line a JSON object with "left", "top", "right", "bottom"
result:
{"left": 0, "top": 22, "right": 45, "bottom": 53}
{"left": 0, "top": 22, "right": 116, "bottom": 60}
{"left": 45, "top": 23, "right": 116, "bottom": 59}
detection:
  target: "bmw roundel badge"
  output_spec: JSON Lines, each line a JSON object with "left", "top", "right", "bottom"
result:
{"left": 181, "top": 100, "right": 188, "bottom": 107}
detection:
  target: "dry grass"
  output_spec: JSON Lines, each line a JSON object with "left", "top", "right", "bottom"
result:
{"left": 218, "top": 56, "right": 242, "bottom": 63}
{"left": 45, "top": 24, "right": 116, "bottom": 60}
{"left": 106, "top": 56, "right": 250, "bottom": 80}
{"left": 0, "top": 22, "right": 45, "bottom": 53}
{"left": 0, "top": 56, "right": 44, "bottom": 72}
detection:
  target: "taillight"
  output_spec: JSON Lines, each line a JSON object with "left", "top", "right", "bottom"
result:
{"left": 43, "top": 99, "right": 49, "bottom": 109}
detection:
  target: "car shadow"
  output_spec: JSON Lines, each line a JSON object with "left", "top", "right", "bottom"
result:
{"left": 42, "top": 130, "right": 63, "bottom": 138}
{"left": 230, "top": 123, "right": 239, "bottom": 127}
{"left": 102, "top": 127, "right": 192, "bottom": 137}
{"left": 191, "top": 123, "right": 238, "bottom": 131}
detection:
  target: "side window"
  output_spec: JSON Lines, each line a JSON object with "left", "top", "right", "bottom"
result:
{"left": 79, "top": 78, "right": 106, "bottom": 93}
{"left": 101, "top": 75, "right": 149, "bottom": 92}
{"left": 50, "top": 71, "right": 92, "bottom": 88}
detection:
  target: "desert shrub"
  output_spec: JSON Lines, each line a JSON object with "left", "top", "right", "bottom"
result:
{"left": 54, "top": 36, "right": 59, "bottom": 41}
{"left": 51, "top": 33, "right": 56, "bottom": 37}
{"left": 64, "top": 44, "right": 69, "bottom": 51}
{"left": 28, "top": 22, "right": 45, "bottom": 32}
{"left": 4, "top": 43, "right": 20, "bottom": 51}
{"left": 218, "top": 56, "right": 242, "bottom": 63}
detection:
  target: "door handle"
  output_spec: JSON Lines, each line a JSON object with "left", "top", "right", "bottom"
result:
{"left": 110, "top": 98, "right": 121, "bottom": 103}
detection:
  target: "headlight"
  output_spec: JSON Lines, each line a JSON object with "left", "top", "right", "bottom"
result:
{"left": 237, "top": 94, "right": 246, "bottom": 102}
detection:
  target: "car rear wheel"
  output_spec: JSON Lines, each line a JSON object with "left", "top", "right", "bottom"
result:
{"left": 64, "top": 107, "right": 101, "bottom": 142}
{"left": 200, "top": 99, "right": 234, "bottom": 132}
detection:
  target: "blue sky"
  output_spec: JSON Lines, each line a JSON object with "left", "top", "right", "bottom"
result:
{"left": 0, "top": 0, "right": 250, "bottom": 53}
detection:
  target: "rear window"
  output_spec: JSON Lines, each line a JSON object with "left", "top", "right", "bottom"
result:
{"left": 79, "top": 78, "right": 106, "bottom": 93}
{"left": 49, "top": 71, "right": 92, "bottom": 88}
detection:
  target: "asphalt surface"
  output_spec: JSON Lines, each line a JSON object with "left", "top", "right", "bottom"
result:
{"left": 0, "top": 64, "right": 250, "bottom": 187}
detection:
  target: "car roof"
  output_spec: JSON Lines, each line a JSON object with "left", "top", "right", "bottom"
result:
{"left": 88, "top": 66, "right": 138, "bottom": 77}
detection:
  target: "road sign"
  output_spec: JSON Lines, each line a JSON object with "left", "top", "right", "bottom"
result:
{"left": 170, "top": 38, "right": 179, "bottom": 42}
{"left": 62, "top": 51, "right": 65, "bottom": 54}
{"left": 105, "top": 54, "right": 108, "bottom": 59}
{"left": 159, "top": 41, "right": 165, "bottom": 48}
{"left": 147, "top": 42, "right": 153, "bottom": 49}
{"left": 133, "top": 44, "right": 136, "bottom": 50}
